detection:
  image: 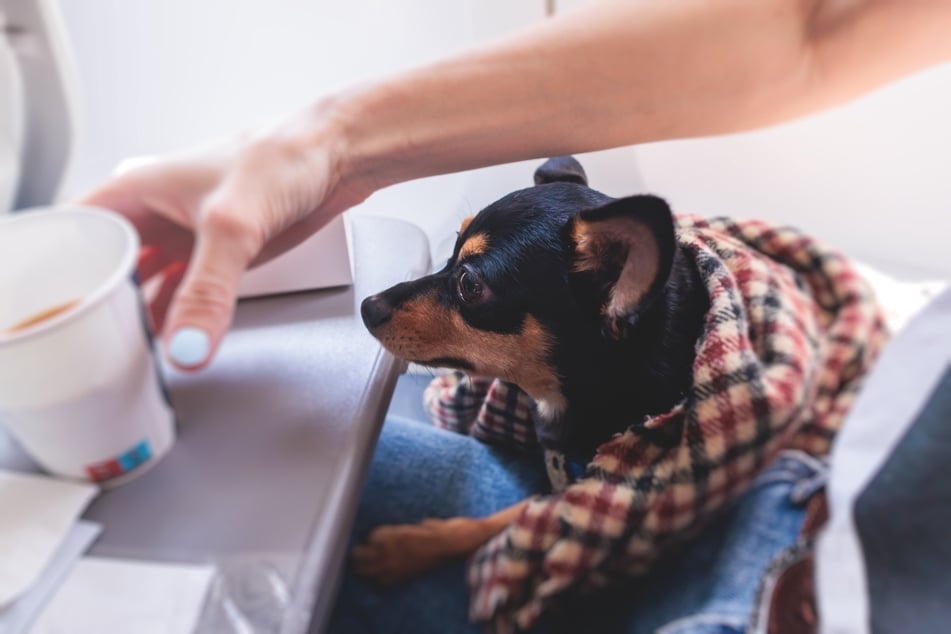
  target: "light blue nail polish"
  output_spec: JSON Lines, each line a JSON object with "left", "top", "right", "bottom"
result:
{"left": 168, "top": 327, "right": 210, "bottom": 367}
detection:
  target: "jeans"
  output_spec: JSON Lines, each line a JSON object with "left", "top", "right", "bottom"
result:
{"left": 327, "top": 416, "right": 824, "bottom": 634}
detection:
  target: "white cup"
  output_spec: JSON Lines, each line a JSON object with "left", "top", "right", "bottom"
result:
{"left": 0, "top": 207, "right": 175, "bottom": 486}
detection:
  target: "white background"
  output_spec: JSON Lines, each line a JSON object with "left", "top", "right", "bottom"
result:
{"left": 56, "top": 0, "right": 951, "bottom": 277}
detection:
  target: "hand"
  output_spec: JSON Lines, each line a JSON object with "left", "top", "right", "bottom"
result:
{"left": 79, "top": 104, "right": 371, "bottom": 369}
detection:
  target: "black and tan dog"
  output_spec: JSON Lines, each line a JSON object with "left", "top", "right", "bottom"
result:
{"left": 354, "top": 156, "right": 709, "bottom": 584}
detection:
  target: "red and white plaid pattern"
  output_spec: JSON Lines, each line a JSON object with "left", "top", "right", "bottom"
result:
{"left": 426, "top": 215, "right": 887, "bottom": 631}
{"left": 426, "top": 375, "right": 540, "bottom": 452}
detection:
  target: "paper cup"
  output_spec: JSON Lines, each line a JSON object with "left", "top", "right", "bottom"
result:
{"left": 0, "top": 207, "right": 175, "bottom": 486}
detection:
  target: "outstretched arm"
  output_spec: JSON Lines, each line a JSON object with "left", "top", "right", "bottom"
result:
{"left": 82, "top": 0, "right": 951, "bottom": 369}
{"left": 339, "top": 0, "right": 951, "bottom": 190}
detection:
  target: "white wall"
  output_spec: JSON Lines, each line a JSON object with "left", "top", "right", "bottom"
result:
{"left": 635, "top": 64, "right": 951, "bottom": 279}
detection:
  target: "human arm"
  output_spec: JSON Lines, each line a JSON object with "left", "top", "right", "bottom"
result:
{"left": 81, "top": 0, "right": 951, "bottom": 368}
{"left": 339, "top": 0, "right": 951, "bottom": 188}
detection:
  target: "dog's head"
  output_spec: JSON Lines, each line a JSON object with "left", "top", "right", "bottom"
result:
{"left": 361, "top": 156, "right": 678, "bottom": 420}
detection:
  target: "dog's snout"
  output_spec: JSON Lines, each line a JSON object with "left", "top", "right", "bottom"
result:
{"left": 361, "top": 295, "right": 393, "bottom": 329}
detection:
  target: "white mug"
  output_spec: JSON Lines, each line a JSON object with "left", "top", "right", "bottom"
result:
{"left": 0, "top": 206, "right": 175, "bottom": 486}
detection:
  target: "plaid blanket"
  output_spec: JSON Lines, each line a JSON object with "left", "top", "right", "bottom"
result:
{"left": 423, "top": 215, "right": 887, "bottom": 631}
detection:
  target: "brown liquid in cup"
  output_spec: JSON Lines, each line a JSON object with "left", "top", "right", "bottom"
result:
{"left": 4, "top": 299, "right": 82, "bottom": 335}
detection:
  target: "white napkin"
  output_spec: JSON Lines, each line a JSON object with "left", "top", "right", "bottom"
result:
{"left": 0, "top": 520, "right": 102, "bottom": 633}
{"left": 31, "top": 557, "right": 215, "bottom": 634}
{"left": 0, "top": 470, "right": 98, "bottom": 607}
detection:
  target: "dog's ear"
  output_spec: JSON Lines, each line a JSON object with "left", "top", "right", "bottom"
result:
{"left": 568, "top": 195, "right": 676, "bottom": 339}
{"left": 534, "top": 156, "right": 588, "bottom": 186}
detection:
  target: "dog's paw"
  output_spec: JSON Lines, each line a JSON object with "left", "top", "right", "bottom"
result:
{"left": 350, "top": 518, "right": 471, "bottom": 586}
{"left": 602, "top": 309, "right": 636, "bottom": 341}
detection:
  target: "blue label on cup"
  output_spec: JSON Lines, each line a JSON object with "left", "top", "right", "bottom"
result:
{"left": 85, "top": 440, "right": 153, "bottom": 482}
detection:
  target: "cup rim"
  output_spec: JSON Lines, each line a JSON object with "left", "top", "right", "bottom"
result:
{"left": 0, "top": 206, "right": 140, "bottom": 346}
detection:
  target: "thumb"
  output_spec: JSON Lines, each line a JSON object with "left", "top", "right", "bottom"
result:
{"left": 164, "top": 205, "right": 262, "bottom": 370}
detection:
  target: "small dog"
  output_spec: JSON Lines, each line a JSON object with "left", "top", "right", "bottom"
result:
{"left": 355, "top": 156, "right": 710, "bottom": 584}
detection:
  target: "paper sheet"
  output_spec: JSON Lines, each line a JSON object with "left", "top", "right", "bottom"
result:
{"left": 0, "top": 520, "right": 101, "bottom": 633}
{"left": 30, "top": 557, "right": 215, "bottom": 634}
{"left": 0, "top": 470, "right": 98, "bottom": 607}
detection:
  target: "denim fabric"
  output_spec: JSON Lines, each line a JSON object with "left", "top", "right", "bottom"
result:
{"left": 854, "top": 367, "right": 951, "bottom": 633}
{"left": 614, "top": 450, "right": 826, "bottom": 634}
{"left": 327, "top": 415, "right": 549, "bottom": 634}
{"left": 326, "top": 416, "right": 822, "bottom": 634}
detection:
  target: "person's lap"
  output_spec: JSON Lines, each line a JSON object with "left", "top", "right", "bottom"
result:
{"left": 347, "top": 415, "right": 552, "bottom": 533}
{"left": 327, "top": 415, "right": 816, "bottom": 634}
{"left": 328, "top": 415, "right": 550, "bottom": 634}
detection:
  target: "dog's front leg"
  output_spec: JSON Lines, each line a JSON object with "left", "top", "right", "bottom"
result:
{"left": 351, "top": 500, "right": 529, "bottom": 585}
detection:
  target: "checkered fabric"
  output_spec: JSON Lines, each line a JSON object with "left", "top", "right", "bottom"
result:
{"left": 425, "top": 375, "right": 540, "bottom": 452}
{"left": 424, "top": 215, "right": 887, "bottom": 632}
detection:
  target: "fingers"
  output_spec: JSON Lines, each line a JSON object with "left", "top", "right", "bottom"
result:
{"left": 137, "top": 245, "right": 167, "bottom": 283}
{"left": 148, "top": 262, "right": 187, "bottom": 334}
{"left": 77, "top": 169, "right": 170, "bottom": 242}
{"left": 163, "top": 202, "right": 263, "bottom": 371}
{"left": 74, "top": 136, "right": 348, "bottom": 372}
{"left": 77, "top": 173, "right": 147, "bottom": 214}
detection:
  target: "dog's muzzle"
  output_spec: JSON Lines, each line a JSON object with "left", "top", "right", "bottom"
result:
{"left": 361, "top": 295, "right": 393, "bottom": 330}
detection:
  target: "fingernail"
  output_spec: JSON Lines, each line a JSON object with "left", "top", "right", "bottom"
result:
{"left": 168, "top": 327, "right": 211, "bottom": 367}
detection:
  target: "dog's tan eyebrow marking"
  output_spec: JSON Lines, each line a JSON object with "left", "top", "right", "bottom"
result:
{"left": 458, "top": 233, "right": 489, "bottom": 260}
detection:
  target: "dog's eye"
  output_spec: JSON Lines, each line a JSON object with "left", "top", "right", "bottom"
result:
{"left": 457, "top": 269, "right": 484, "bottom": 304}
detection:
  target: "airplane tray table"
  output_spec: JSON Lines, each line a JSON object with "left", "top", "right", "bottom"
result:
{"left": 0, "top": 216, "right": 431, "bottom": 634}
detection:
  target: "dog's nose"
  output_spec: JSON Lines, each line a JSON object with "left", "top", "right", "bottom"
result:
{"left": 361, "top": 295, "right": 393, "bottom": 329}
